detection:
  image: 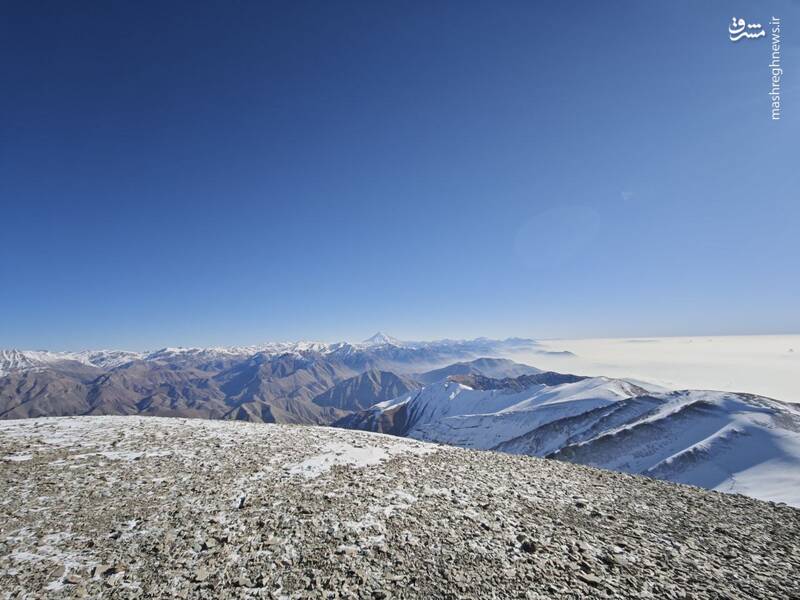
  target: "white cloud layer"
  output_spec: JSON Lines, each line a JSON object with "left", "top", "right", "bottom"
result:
{"left": 513, "top": 335, "right": 800, "bottom": 404}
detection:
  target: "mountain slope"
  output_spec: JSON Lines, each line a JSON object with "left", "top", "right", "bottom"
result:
{"left": 1, "top": 416, "right": 797, "bottom": 598}
{"left": 0, "top": 349, "right": 141, "bottom": 375}
{"left": 416, "top": 357, "right": 541, "bottom": 384}
{"left": 0, "top": 354, "right": 356, "bottom": 425}
{"left": 341, "top": 375, "right": 800, "bottom": 506}
{"left": 358, "top": 377, "right": 646, "bottom": 448}
{"left": 546, "top": 390, "right": 800, "bottom": 506}
{"left": 0, "top": 370, "right": 96, "bottom": 419}
{"left": 311, "top": 369, "right": 418, "bottom": 412}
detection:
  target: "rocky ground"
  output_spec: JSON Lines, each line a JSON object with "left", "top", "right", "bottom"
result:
{"left": 1, "top": 417, "right": 798, "bottom": 599}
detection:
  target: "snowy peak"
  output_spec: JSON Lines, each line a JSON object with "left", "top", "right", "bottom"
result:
{"left": 0, "top": 349, "right": 142, "bottom": 376}
{"left": 0, "top": 350, "right": 59, "bottom": 374}
{"left": 362, "top": 332, "right": 402, "bottom": 346}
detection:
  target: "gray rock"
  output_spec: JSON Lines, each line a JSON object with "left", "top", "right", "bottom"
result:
{"left": 0, "top": 416, "right": 797, "bottom": 600}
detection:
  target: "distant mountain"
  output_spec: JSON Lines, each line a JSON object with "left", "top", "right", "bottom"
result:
{"left": 362, "top": 332, "right": 402, "bottom": 346}
{"left": 338, "top": 374, "right": 800, "bottom": 506}
{"left": 416, "top": 357, "right": 542, "bottom": 384}
{"left": 339, "top": 376, "right": 646, "bottom": 446}
{"left": 0, "top": 336, "right": 539, "bottom": 423}
{"left": 0, "top": 336, "right": 539, "bottom": 377}
{"left": 312, "top": 369, "right": 418, "bottom": 412}
{"left": 0, "top": 349, "right": 137, "bottom": 374}
{"left": 0, "top": 369, "right": 97, "bottom": 420}
{"left": 448, "top": 371, "right": 588, "bottom": 391}
{"left": 0, "top": 353, "right": 359, "bottom": 425}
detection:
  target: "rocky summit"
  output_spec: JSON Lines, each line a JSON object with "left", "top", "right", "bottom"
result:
{"left": 1, "top": 417, "right": 798, "bottom": 599}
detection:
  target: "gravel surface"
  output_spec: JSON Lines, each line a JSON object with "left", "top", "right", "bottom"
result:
{"left": 1, "top": 416, "right": 798, "bottom": 599}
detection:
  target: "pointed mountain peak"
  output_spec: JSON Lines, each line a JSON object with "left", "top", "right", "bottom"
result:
{"left": 362, "top": 332, "right": 401, "bottom": 346}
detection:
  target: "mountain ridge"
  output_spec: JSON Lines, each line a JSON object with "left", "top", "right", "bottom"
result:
{"left": 0, "top": 336, "right": 539, "bottom": 376}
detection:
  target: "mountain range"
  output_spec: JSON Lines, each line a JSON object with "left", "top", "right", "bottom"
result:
{"left": 2, "top": 334, "right": 799, "bottom": 506}
{"left": 0, "top": 335, "right": 538, "bottom": 422}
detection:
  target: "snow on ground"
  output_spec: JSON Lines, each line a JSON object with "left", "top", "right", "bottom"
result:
{"left": 284, "top": 438, "right": 438, "bottom": 479}
{"left": 511, "top": 334, "right": 800, "bottom": 404}
{"left": 3, "top": 416, "right": 798, "bottom": 598}
{"left": 0, "top": 416, "right": 440, "bottom": 489}
{"left": 2, "top": 453, "right": 33, "bottom": 462}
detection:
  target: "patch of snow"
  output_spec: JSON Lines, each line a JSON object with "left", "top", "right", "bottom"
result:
{"left": 285, "top": 439, "right": 437, "bottom": 479}
{"left": 2, "top": 453, "right": 33, "bottom": 462}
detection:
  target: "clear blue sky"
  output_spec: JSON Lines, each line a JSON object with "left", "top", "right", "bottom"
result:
{"left": 1, "top": 1, "right": 798, "bottom": 350}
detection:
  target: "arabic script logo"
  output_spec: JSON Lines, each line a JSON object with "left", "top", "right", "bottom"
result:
{"left": 729, "top": 17, "right": 766, "bottom": 42}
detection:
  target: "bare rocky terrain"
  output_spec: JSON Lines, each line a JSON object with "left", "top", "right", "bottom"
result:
{"left": 1, "top": 416, "right": 799, "bottom": 599}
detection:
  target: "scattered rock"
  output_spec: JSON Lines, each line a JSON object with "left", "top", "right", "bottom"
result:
{"left": 577, "top": 572, "right": 603, "bottom": 587}
{"left": 0, "top": 416, "right": 797, "bottom": 599}
{"left": 92, "top": 564, "right": 115, "bottom": 578}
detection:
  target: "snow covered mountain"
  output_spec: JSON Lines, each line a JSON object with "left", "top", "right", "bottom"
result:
{"left": 0, "top": 335, "right": 539, "bottom": 377}
{"left": 415, "top": 357, "right": 542, "bottom": 384}
{"left": 0, "top": 349, "right": 142, "bottom": 374}
{"left": 362, "top": 331, "right": 402, "bottom": 346}
{"left": 337, "top": 376, "right": 645, "bottom": 446}
{"left": 339, "top": 375, "right": 800, "bottom": 506}
{"left": 544, "top": 390, "right": 800, "bottom": 506}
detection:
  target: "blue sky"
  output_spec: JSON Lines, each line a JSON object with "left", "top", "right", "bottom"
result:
{"left": 1, "top": 1, "right": 798, "bottom": 350}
